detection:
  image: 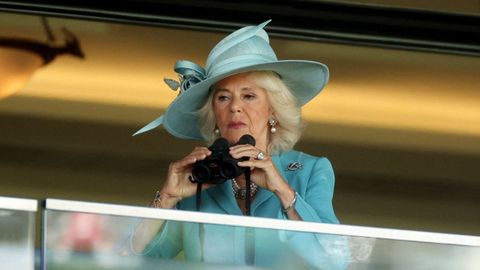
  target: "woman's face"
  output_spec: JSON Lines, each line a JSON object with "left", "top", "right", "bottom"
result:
{"left": 213, "top": 73, "right": 271, "bottom": 150}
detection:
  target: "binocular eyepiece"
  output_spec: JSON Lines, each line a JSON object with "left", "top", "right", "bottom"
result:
{"left": 191, "top": 134, "right": 256, "bottom": 184}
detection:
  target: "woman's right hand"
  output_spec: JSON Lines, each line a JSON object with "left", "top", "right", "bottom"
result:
{"left": 158, "top": 147, "right": 212, "bottom": 208}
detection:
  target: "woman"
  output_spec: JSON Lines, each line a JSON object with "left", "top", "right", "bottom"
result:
{"left": 131, "top": 20, "right": 349, "bottom": 269}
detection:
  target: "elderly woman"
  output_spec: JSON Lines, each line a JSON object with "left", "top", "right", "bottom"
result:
{"left": 131, "top": 21, "right": 348, "bottom": 269}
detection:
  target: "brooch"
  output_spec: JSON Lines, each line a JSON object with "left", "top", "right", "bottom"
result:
{"left": 286, "top": 162, "right": 303, "bottom": 171}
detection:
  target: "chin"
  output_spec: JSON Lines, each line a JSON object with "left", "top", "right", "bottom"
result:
{"left": 224, "top": 131, "right": 253, "bottom": 144}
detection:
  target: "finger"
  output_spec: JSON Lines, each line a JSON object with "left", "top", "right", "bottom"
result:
{"left": 230, "top": 146, "right": 260, "bottom": 159}
{"left": 191, "top": 147, "right": 212, "bottom": 157}
{"left": 170, "top": 156, "right": 197, "bottom": 171}
{"left": 229, "top": 145, "right": 259, "bottom": 158}
{"left": 178, "top": 148, "right": 212, "bottom": 167}
{"left": 229, "top": 144, "right": 255, "bottom": 152}
{"left": 237, "top": 159, "right": 268, "bottom": 168}
{"left": 171, "top": 150, "right": 210, "bottom": 171}
{"left": 229, "top": 144, "right": 249, "bottom": 150}
{"left": 237, "top": 150, "right": 266, "bottom": 161}
{"left": 237, "top": 160, "right": 259, "bottom": 172}
{"left": 230, "top": 150, "right": 258, "bottom": 160}
{"left": 187, "top": 151, "right": 210, "bottom": 162}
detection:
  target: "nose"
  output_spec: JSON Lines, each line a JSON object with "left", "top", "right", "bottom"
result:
{"left": 229, "top": 96, "right": 243, "bottom": 113}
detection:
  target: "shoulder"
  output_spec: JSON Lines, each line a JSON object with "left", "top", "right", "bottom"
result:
{"left": 277, "top": 150, "right": 333, "bottom": 172}
{"left": 276, "top": 150, "right": 335, "bottom": 193}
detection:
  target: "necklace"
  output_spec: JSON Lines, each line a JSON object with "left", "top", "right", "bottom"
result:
{"left": 232, "top": 178, "right": 258, "bottom": 200}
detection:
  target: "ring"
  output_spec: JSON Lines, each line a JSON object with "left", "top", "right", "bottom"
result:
{"left": 256, "top": 151, "right": 265, "bottom": 160}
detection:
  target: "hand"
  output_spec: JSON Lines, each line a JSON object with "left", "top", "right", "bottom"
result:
{"left": 160, "top": 147, "right": 213, "bottom": 208}
{"left": 229, "top": 144, "right": 298, "bottom": 218}
{"left": 229, "top": 144, "right": 288, "bottom": 193}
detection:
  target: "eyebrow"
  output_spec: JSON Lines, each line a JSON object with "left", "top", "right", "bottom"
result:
{"left": 214, "top": 88, "right": 230, "bottom": 93}
{"left": 214, "top": 87, "right": 254, "bottom": 93}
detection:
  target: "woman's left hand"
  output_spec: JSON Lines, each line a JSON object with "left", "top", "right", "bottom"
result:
{"left": 229, "top": 144, "right": 286, "bottom": 193}
{"left": 230, "top": 144, "right": 300, "bottom": 219}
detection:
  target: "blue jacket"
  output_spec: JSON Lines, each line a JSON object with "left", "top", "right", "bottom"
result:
{"left": 141, "top": 150, "right": 350, "bottom": 269}
{"left": 178, "top": 150, "right": 339, "bottom": 222}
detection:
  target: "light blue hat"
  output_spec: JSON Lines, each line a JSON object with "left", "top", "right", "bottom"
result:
{"left": 134, "top": 20, "right": 329, "bottom": 139}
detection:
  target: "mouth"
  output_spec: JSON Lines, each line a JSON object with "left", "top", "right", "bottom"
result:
{"left": 228, "top": 121, "right": 246, "bottom": 129}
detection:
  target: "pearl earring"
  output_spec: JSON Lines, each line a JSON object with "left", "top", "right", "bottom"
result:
{"left": 214, "top": 128, "right": 220, "bottom": 134}
{"left": 269, "top": 118, "right": 277, "bottom": 133}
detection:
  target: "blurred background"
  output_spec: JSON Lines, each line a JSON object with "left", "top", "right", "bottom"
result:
{"left": 0, "top": 0, "right": 479, "bottom": 246}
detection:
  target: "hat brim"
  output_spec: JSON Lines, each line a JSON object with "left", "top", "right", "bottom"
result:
{"left": 161, "top": 60, "right": 329, "bottom": 140}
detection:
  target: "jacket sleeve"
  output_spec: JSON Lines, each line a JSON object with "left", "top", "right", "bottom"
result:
{"left": 281, "top": 155, "right": 339, "bottom": 224}
{"left": 276, "top": 154, "right": 351, "bottom": 270}
{"left": 140, "top": 220, "right": 183, "bottom": 258}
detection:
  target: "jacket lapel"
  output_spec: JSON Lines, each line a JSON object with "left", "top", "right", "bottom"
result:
{"left": 206, "top": 180, "right": 243, "bottom": 215}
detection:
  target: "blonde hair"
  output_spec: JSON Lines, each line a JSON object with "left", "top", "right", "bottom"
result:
{"left": 197, "top": 71, "right": 304, "bottom": 155}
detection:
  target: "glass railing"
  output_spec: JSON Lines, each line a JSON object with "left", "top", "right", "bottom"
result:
{"left": 42, "top": 198, "right": 480, "bottom": 270}
{"left": 0, "top": 196, "right": 37, "bottom": 270}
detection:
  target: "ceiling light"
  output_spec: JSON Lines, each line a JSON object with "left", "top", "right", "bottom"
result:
{"left": 0, "top": 17, "right": 84, "bottom": 99}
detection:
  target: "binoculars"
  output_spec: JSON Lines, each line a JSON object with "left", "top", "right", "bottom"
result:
{"left": 191, "top": 134, "right": 255, "bottom": 184}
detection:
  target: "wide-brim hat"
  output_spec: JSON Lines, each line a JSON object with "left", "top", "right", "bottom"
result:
{"left": 134, "top": 20, "right": 329, "bottom": 140}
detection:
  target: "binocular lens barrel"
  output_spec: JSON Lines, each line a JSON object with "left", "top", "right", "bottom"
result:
{"left": 192, "top": 163, "right": 211, "bottom": 183}
{"left": 220, "top": 161, "right": 238, "bottom": 179}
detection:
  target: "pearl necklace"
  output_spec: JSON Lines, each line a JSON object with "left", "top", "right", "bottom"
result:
{"left": 232, "top": 178, "right": 258, "bottom": 200}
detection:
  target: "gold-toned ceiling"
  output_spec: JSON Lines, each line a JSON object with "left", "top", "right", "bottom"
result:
{"left": 1, "top": 12, "right": 479, "bottom": 155}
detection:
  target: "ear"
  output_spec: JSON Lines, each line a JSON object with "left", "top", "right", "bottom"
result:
{"left": 268, "top": 106, "right": 275, "bottom": 117}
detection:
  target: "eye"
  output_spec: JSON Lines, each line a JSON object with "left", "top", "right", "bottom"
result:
{"left": 216, "top": 94, "right": 230, "bottom": 102}
{"left": 244, "top": 93, "right": 256, "bottom": 100}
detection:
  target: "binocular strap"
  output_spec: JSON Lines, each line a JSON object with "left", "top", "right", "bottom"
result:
{"left": 244, "top": 169, "right": 251, "bottom": 216}
{"left": 195, "top": 183, "right": 205, "bottom": 262}
{"left": 244, "top": 169, "right": 255, "bottom": 265}
{"left": 195, "top": 173, "right": 255, "bottom": 265}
